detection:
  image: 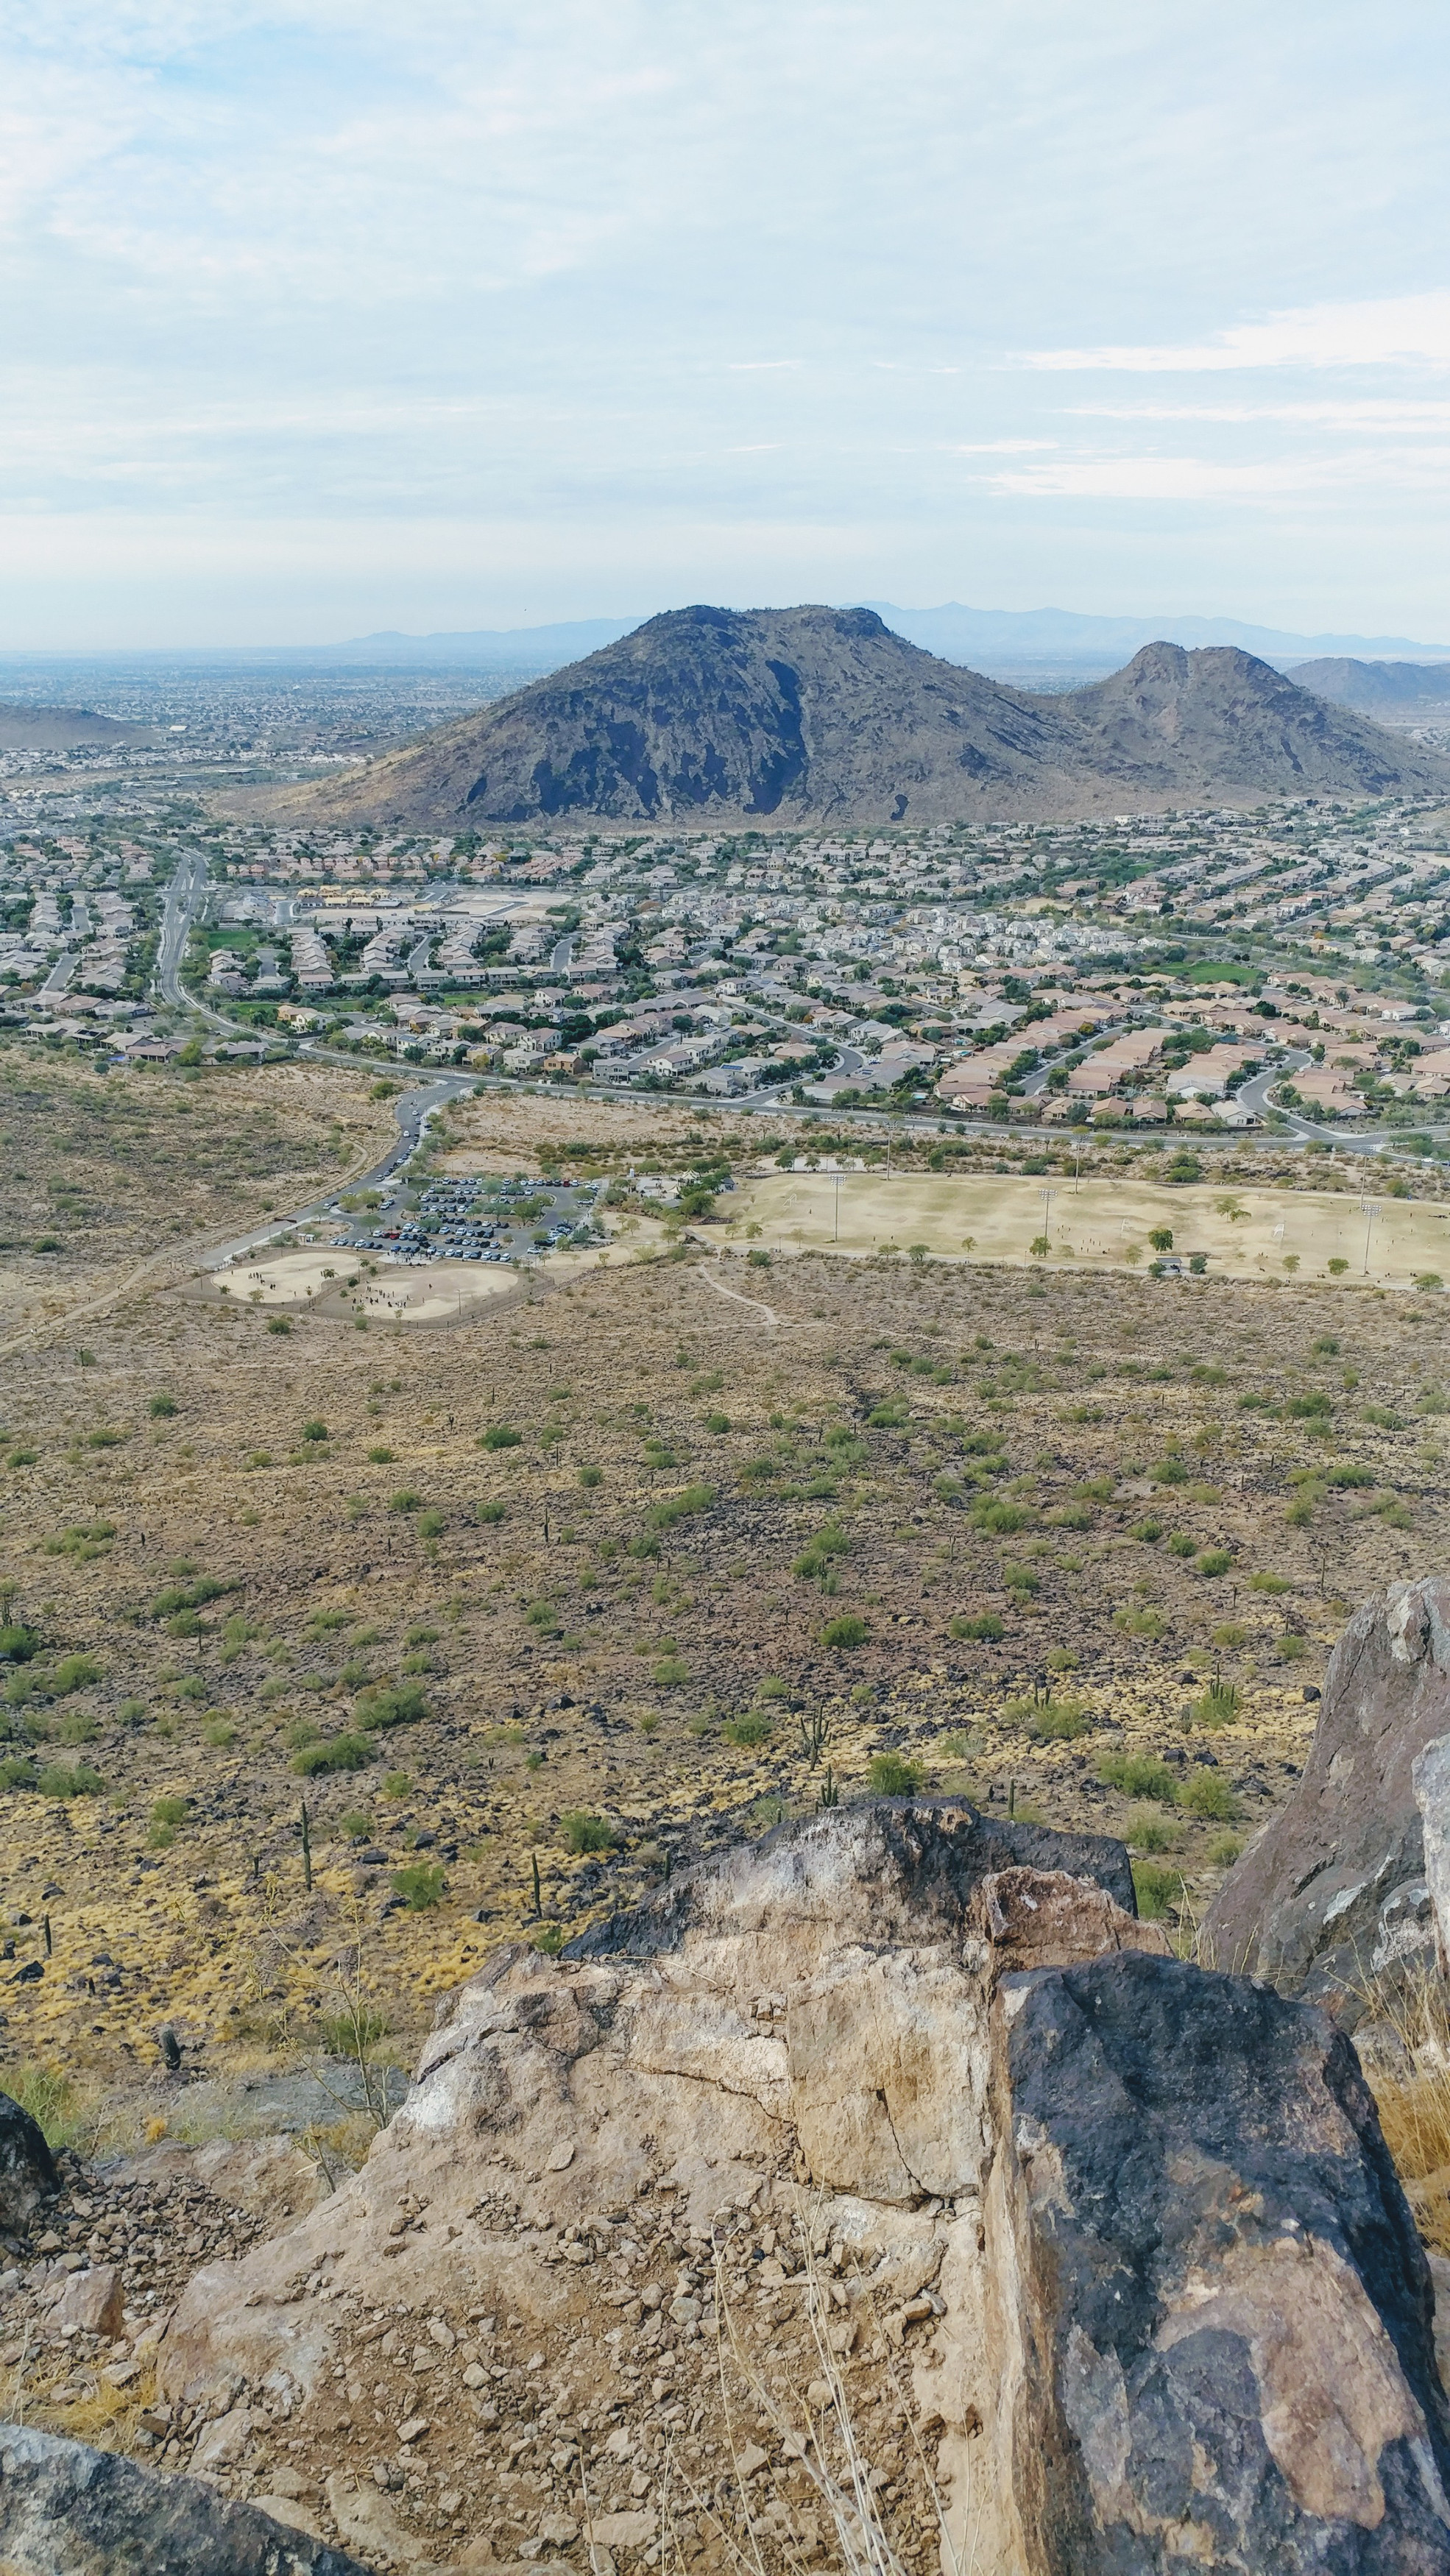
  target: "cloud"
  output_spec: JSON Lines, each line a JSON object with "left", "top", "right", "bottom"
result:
{"left": 972, "top": 447, "right": 1450, "bottom": 500}
{"left": 1011, "top": 293, "right": 1450, "bottom": 375}
{"left": 1068, "top": 400, "right": 1450, "bottom": 428}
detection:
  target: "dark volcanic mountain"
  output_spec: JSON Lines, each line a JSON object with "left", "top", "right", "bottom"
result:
{"left": 298, "top": 606, "right": 1450, "bottom": 829}
{"left": 1287, "top": 657, "right": 1450, "bottom": 717}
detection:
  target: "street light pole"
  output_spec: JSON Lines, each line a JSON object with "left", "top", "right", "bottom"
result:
{"left": 1362, "top": 1198, "right": 1381, "bottom": 1276}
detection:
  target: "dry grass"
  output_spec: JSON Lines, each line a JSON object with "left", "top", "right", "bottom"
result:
{"left": 1352, "top": 1967, "right": 1450, "bottom": 2254}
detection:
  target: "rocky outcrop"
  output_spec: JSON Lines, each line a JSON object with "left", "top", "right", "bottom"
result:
{"left": 0, "top": 2421, "right": 375, "bottom": 2574}
{"left": 989, "top": 1953, "right": 1450, "bottom": 2570}
{"left": 1203, "top": 1579, "right": 1450, "bottom": 2005}
{"left": 0, "top": 2085, "right": 57, "bottom": 2234}
{"left": 142, "top": 1799, "right": 1449, "bottom": 2573}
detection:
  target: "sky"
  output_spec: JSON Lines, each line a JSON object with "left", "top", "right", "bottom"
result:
{"left": 4, "top": 0, "right": 1450, "bottom": 646}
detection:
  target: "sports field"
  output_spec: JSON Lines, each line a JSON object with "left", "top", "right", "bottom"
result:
{"left": 725, "top": 1170, "right": 1450, "bottom": 1288}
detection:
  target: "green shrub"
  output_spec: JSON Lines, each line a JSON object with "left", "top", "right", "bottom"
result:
{"left": 1130, "top": 1518, "right": 1163, "bottom": 1544}
{"left": 1193, "top": 1679, "right": 1242, "bottom": 1727}
{"left": 723, "top": 1710, "right": 774, "bottom": 1747}
{"left": 479, "top": 1425, "right": 523, "bottom": 1451}
{"left": 1278, "top": 1632, "right": 1309, "bottom": 1662}
{"left": 1250, "top": 1570, "right": 1291, "bottom": 1595}
{"left": 367, "top": 1445, "right": 395, "bottom": 1462}
{"left": 43, "top": 1524, "right": 115, "bottom": 1563}
{"left": 389, "top": 1489, "right": 422, "bottom": 1514}
{"left": 1167, "top": 1532, "right": 1197, "bottom": 1558}
{"left": 652, "top": 1656, "right": 689, "bottom": 1686}
{"left": 301, "top": 1418, "right": 328, "bottom": 1444}
{"left": 383, "top": 1769, "right": 411, "bottom": 1799}
{"left": 0, "top": 1759, "right": 38, "bottom": 1791}
{"left": 319, "top": 2005, "right": 389, "bottom": 2055}
{"left": 266, "top": 1317, "right": 291, "bottom": 1335}
{"left": 559, "top": 1809, "right": 619, "bottom": 1855}
{"left": 85, "top": 1428, "right": 127, "bottom": 1450}
{"left": 293, "top": 1733, "right": 374, "bottom": 1774}
{"left": 1132, "top": 1861, "right": 1184, "bottom": 1919}
{"left": 1114, "top": 1605, "right": 1165, "bottom": 1638}
{"left": 477, "top": 1500, "right": 506, "bottom": 1524}
{"left": 972, "top": 1498, "right": 1030, "bottom": 1535}
{"left": 152, "top": 1796, "right": 187, "bottom": 1827}
{"left": 1197, "top": 1549, "right": 1232, "bottom": 1577}
{"left": 1028, "top": 1699, "right": 1092, "bottom": 1741}
{"left": 1125, "top": 1805, "right": 1181, "bottom": 1853}
{"left": 417, "top": 1510, "right": 445, "bottom": 1538}
{"left": 50, "top": 1655, "right": 101, "bottom": 1697}
{"left": 579, "top": 1464, "right": 604, "bottom": 1488}
{"left": 391, "top": 1863, "right": 446, "bottom": 1910}
{"left": 1179, "top": 1768, "right": 1235, "bottom": 1819}
{"left": 203, "top": 1721, "right": 236, "bottom": 1747}
{"left": 949, "top": 1612, "right": 1005, "bottom": 1641}
{"left": 822, "top": 1613, "right": 868, "bottom": 1649}
{"left": 869, "top": 1752, "right": 924, "bottom": 1795}
{"left": 0, "top": 1627, "right": 40, "bottom": 1665}
{"left": 1207, "top": 1831, "right": 1244, "bottom": 1867}
{"left": 356, "top": 1681, "right": 427, "bottom": 1731}
{"left": 1099, "top": 1751, "right": 1178, "bottom": 1800}
{"left": 646, "top": 1483, "right": 715, "bottom": 1530}
{"left": 1325, "top": 1462, "right": 1375, "bottom": 1487}
{"left": 37, "top": 1763, "right": 103, "bottom": 1799}
{"left": 56, "top": 1711, "right": 97, "bottom": 1744}
{"left": 704, "top": 1412, "right": 731, "bottom": 1434}
{"left": 867, "top": 1400, "right": 909, "bottom": 1429}
{"left": 150, "top": 1576, "right": 231, "bottom": 1618}
{"left": 149, "top": 1395, "right": 177, "bottom": 1418}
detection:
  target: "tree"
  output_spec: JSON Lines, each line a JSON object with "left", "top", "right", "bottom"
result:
{"left": 1148, "top": 1227, "right": 1173, "bottom": 1252}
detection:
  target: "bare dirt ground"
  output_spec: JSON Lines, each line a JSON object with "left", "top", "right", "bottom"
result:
{"left": 0, "top": 1053, "right": 395, "bottom": 1349}
{"left": 729, "top": 1170, "right": 1450, "bottom": 1288}
{"left": 2, "top": 1062, "right": 1449, "bottom": 2501}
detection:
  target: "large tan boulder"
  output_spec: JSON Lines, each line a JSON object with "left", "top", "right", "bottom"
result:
{"left": 147, "top": 1800, "right": 1449, "bottom": 2575}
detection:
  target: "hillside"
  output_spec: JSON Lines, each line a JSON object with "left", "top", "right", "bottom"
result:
{"left": 0, "top": 701, "right": 159, "bottom": 751}
{"left": 292, "top": 605, "right": 1450, "bottom": 829}
{"left": 1287, "top": 656, "right": 1450, "bottom": 717}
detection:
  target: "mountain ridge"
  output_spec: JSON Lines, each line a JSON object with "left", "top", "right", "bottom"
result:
{"left": 293, "top": 605, "right": 1450, "bottom": 830}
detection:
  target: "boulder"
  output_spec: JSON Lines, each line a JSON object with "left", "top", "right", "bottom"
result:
{"left": 50, "top": 2260, "right": 124, "bottom": 2340}
{"left": 144, "top": 1798, "right": 1450, "bottom": 2573}
{"left": 0, "top": 2086, "right": 56, "bottom": 2234}
{"left": 1204, "top": 1578, "right": 1450, "bottom": 2005}
{"left": 984, "top": 1951, "right": 1450, "bottom": 2569}
{"left": 0, "top": 2422, "right": 375, "bottom": 2574}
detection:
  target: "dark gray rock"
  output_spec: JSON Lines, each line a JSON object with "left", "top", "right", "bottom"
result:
{"left": 1203, "top": 1578, "right": 1450, "bottom": 2009}
{"left": 990, "top": 1950, "right": 1450, "bottom": 2571}
{"left": 0, "top": 2423, "right": 378, "bottom": 2575}
{"left": 0, "top": 2086, "right": 56, "bottom": 2232}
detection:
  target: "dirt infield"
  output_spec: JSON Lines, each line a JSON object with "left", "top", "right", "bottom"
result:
{"left": 726, "top": 1170, "right": 1450, "bottom": 1288}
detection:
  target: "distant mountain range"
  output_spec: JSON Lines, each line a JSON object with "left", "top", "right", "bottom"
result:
{"left": 1286, "top": 659, "right": 1450, "bottom": 715}
{"left": 296, "top": 604, "right": 1450, "bottom": 832}
{"left": 865, "top": 604, "right": 1450, "bottom": 671}
{"left": 321, "top": 604, "right": 1450, "bottom": 679}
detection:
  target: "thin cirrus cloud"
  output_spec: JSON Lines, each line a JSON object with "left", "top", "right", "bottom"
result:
{"left": 1069, "top": 400, "right": 1450, "bottom": 428}
{"left": 974, "top": 447, "right": 1450, "bottom": 501}
{"left": 1011, "top": 291, "right": 1450, "bottom": 375}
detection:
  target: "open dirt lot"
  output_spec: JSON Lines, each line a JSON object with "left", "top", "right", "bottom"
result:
{"left": 728, "top": 1170, "right": 1450, "bottom": 1288}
